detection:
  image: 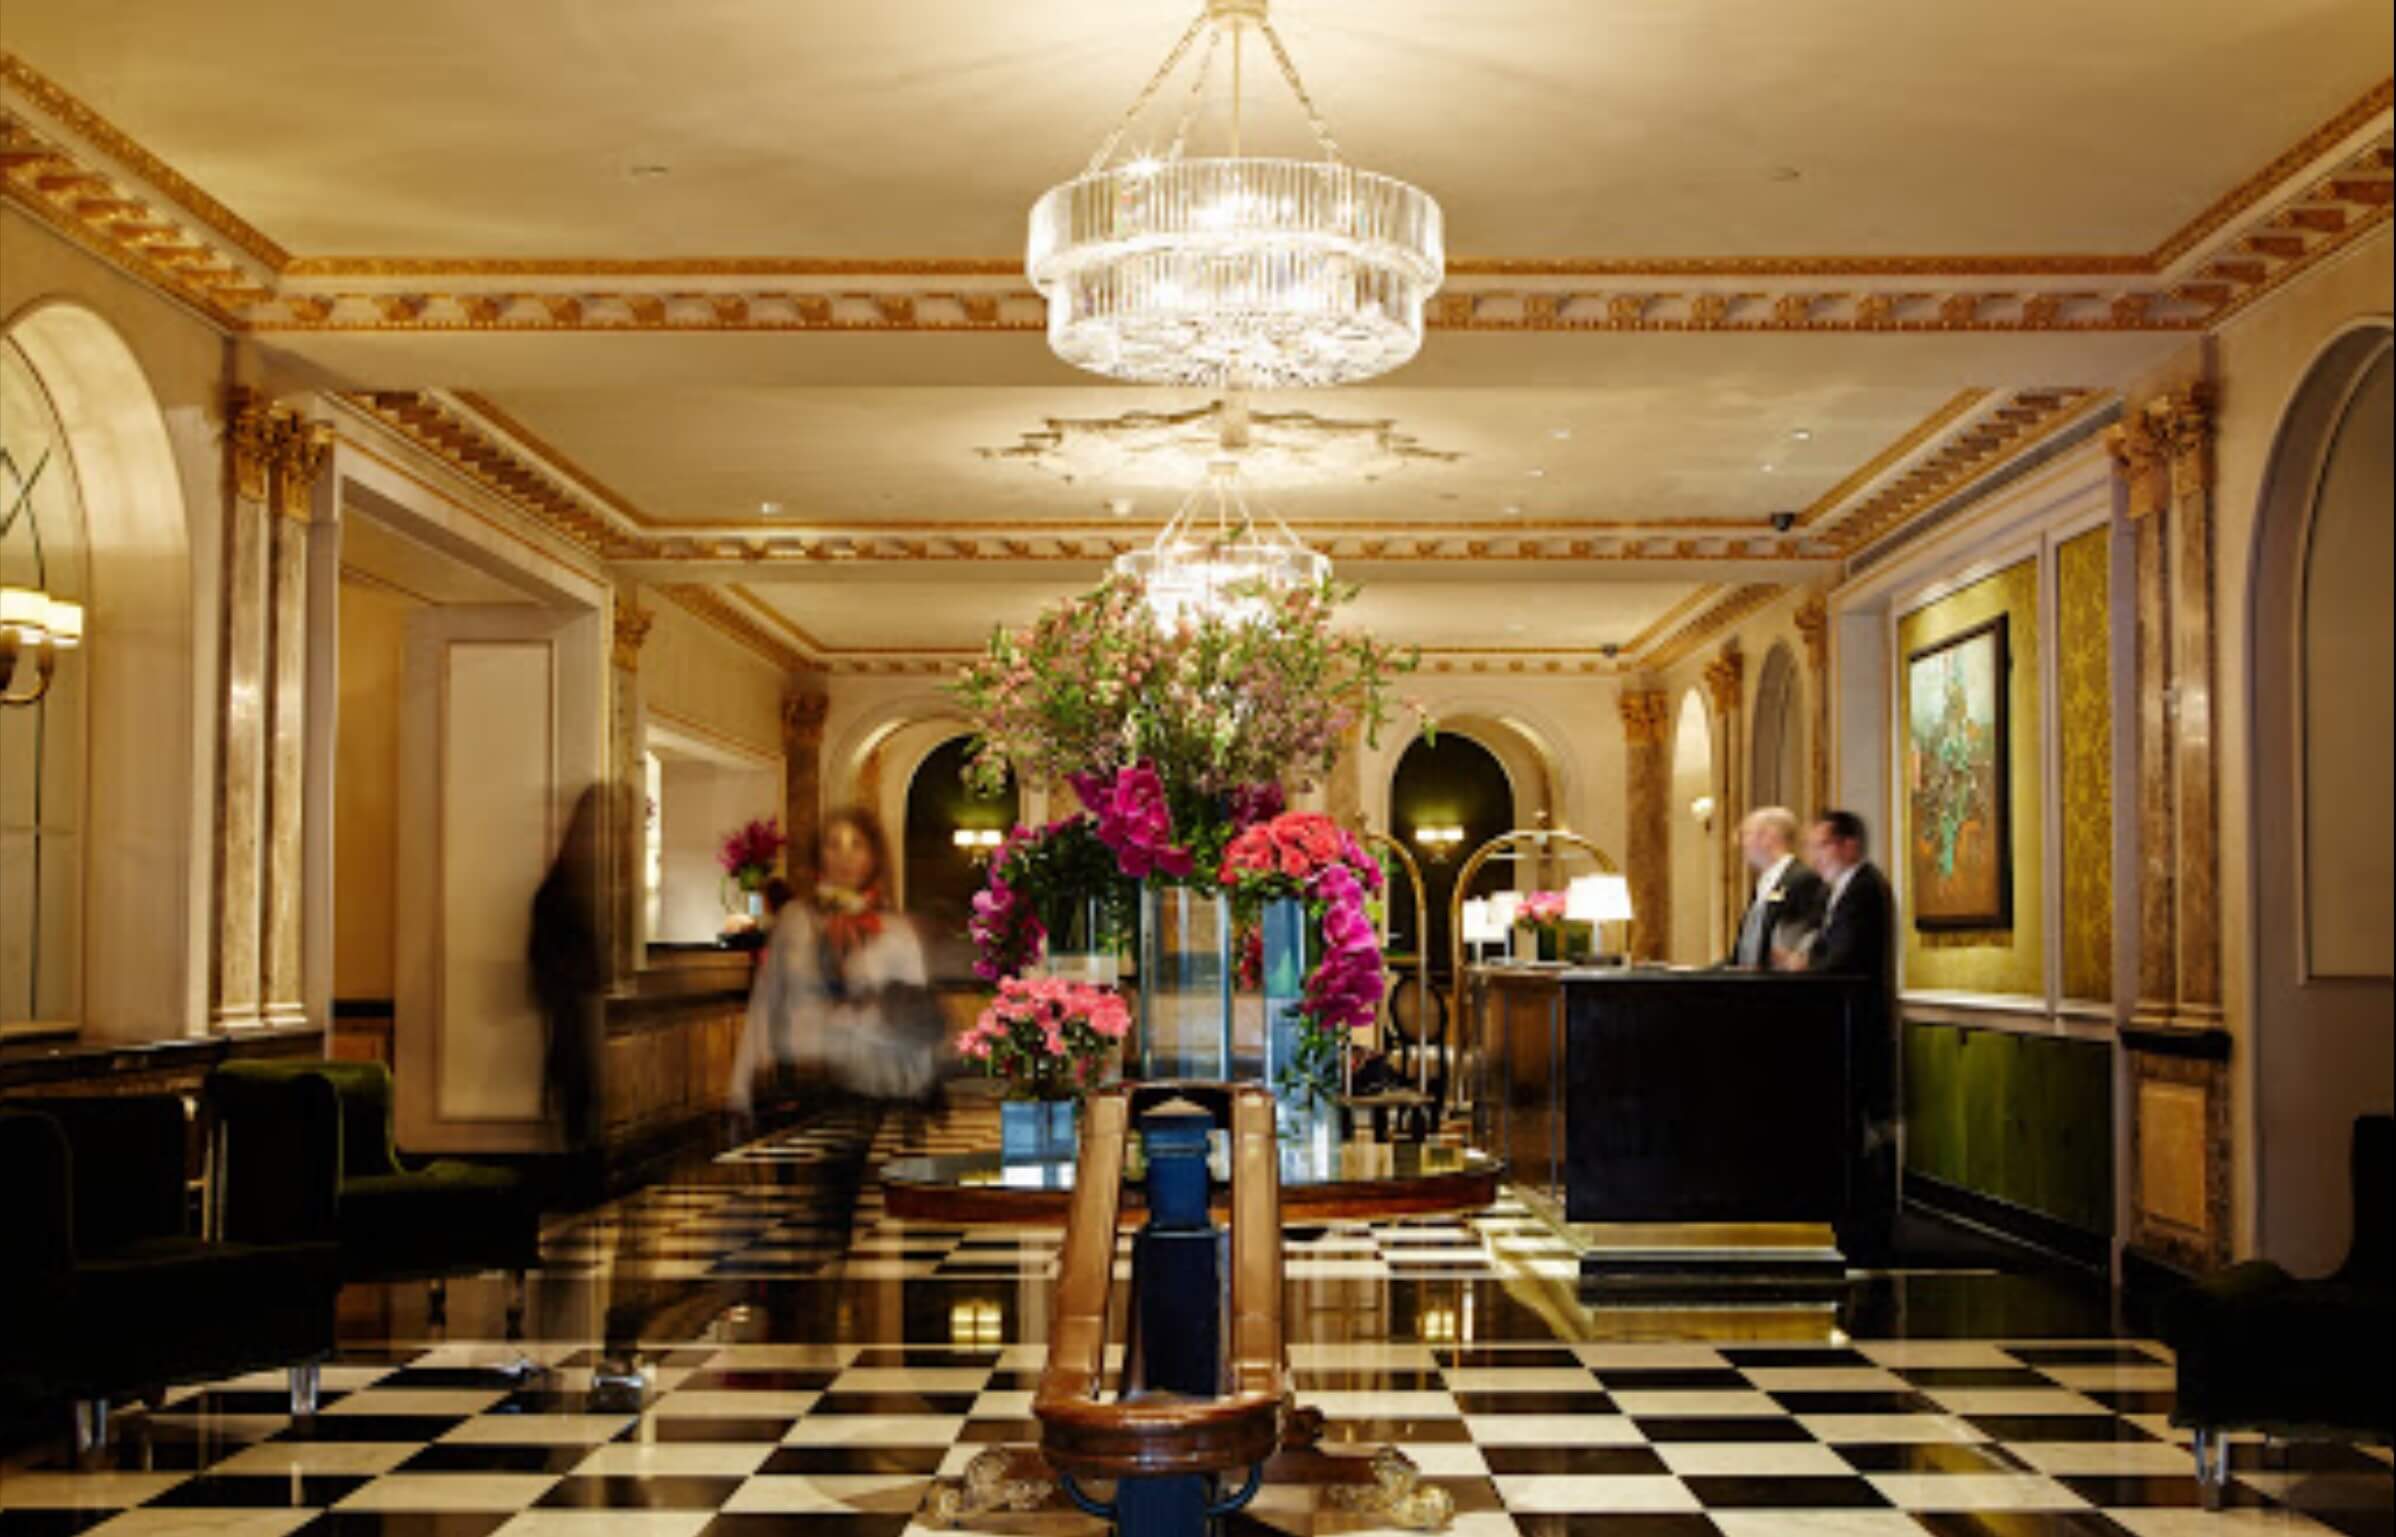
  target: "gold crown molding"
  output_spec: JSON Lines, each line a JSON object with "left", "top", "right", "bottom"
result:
{"left": 448, "top": 390, "right": 659, "bottom": 532}
{"left": 655, "top": 583, "right": 811, "bottom": 675}
{"left": 2148, "top": 77, "right": 2394, "bottom": 271}
{"left": 1644, "top": 585, "right": 1784, "bottom": 672}
{"left": 0, "top": 50, "right": 288, "bottom": 272}
{"left": 1830, "top": 387, "right": 2107, "bottom": 555}
{"left": 341, "top": 391, "right": 659, "bottom": 562}
{"left": 622, "top": 529, "right": 1840, "bottom": 565}
{"left": 1796, "top": 390, "right": 1990, "bottom": 530}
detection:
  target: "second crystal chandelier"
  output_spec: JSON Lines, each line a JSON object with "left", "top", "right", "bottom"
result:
{"left": 1027, "top": 0, "right": 1446, "bottom": 392}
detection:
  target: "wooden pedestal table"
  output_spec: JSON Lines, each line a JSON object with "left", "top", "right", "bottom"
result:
{"left": 905, "top": 1102, "right": 1502, "bottom": 1532}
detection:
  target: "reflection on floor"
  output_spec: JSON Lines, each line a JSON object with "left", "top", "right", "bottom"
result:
{"left": 2, "top": 1102, "right": 2388, "bottom": 1536}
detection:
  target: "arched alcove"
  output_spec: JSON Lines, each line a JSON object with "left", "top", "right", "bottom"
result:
{"left": 1750, "top": 641, "right": 1805, "bottom": 816}
{"left": 1389, "top": 733, "right": 1515, "bottom": 981}
{"left": 1, "top": 301, "right": 194, "bottom": 1040}
{"left": 2249, "top": 321, "right": 2395, "bottom": 1274}
{"left": 903, "top": 733, "right": 1018, "bottom": 969}
{"left": 1669, "top": 688, "right": 1718, "bottom": 964}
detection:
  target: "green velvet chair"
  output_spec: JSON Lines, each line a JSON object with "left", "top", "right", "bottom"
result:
{"left": 206, "top": 1059, "right": 543, "bottom": 1328}
{"left": 2164, "top": 1115, "right": 2393, "bottom": 1506}
{"left": 0, "top": 1090, "right": 342, "bottom": 1452}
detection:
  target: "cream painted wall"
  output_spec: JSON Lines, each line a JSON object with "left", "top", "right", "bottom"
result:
{"left": 1, "top": 207, "right": 229, "bottom": 1040}
{"left": 2207, "top": 226, "right": 2395, "bottom": 1262}
{"left": 638, "top": 588, "right": 792, "bottom": 760}
{"left": 332, "top": 574, "right": 413, "bottom": 1000}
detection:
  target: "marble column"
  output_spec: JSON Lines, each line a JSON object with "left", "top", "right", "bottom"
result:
{"left": 1703, "top": 642, "right": 1746, "bottom": 949}
{"left": 259, "top": 414, "right": 334, "bottom": 1030}
{"left": 609, "top": 596, "right": 655, "bottom": 980}
{"left": 2110, "top": 412, "right": 2178, "bottom": 1030}
{"left": 212, "top": 390, "right": 277, "bottom": 1031}
{"left": 1794, "top": 594, "right": 1832, "bottom": 816}
{"left": 780, "top": 687, "right": 829, "bottom": 890}
{"left": 2159, "top": 394, "right": 2221, "bottom": 1026}
{"left": 1326, "top": 717, "right": 1366, "bottom": 830}
{"left": 1618, "top": 686, "right": 1672, "bottom": 962}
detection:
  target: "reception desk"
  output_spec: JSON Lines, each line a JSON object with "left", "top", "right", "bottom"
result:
{"left": 1470, "top": 966, "right": 1882, "bottom": 1260}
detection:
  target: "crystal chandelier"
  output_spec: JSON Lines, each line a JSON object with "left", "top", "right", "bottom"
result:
{"left": 1028, "top": 0, "right": 1445, "bottom": 390}
{"left": 1116, "top": 398, "right": 1330, "bottom": 626}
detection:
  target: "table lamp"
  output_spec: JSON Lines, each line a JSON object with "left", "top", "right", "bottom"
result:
{"left": 1566, "top": 873, "right": 1634, "bottom": 965}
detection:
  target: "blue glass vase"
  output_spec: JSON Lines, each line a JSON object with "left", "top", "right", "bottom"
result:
{"left": 1000, "top": 1098, "right": 1077, "bottom": 1163}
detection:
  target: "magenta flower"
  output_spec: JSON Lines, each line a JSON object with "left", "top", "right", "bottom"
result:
{"left": 1072, "top": 761, "right": 1194, "bottom": 881}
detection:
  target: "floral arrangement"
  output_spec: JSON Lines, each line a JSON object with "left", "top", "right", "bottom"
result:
{"left": 1219, "top": 811, "right": 1388, "bottom": 1103}
{"left": 1514, "top": 890, "right": 1569, "bottom": 930}
{"left": 956, "top": 572, "right": 1416, "bottom": 839}
{"left": 718, "top": 817, "right": 786, "bottom": 891}
{"left": 957, "top": 976, "right": 1134, "bottom": 1101}
{"left": 969, "top": 816, "right": 1139, "bottom": 982}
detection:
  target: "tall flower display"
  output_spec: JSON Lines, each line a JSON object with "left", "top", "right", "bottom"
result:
{"left": 955, "top": 572, "right": 1417, "bottom": 1107}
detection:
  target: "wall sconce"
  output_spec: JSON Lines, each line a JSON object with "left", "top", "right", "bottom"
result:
{"left": 1689, "top": 794, "right": 1717, "bottom": 831}
{"left": 0, "top": 586, "right": 82, "bottom": 707}
{"left": 952, "top": 827, "right": 1005, "bottom": 861}
{"left": 1413, "top": 824, "right": 1465, "bottom": 863}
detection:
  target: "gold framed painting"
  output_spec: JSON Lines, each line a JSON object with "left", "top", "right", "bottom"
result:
{"left": 1905, "top": 614, "right": 2013, "bottom": 931}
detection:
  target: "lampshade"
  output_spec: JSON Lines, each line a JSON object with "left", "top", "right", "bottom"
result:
{"left": 43, "top": 598, "right": 82, "bottom": 648}
{"left": 1460, "top": 897, "right": 1499, "bottom": 944}
{"left": 0, "top": 587, "right": 43, "bottom": 630}
{"left": 1566, "top": 873, "right": 1634, "bottom": 924}
{"left": 1488, "top": 891, "right": 1523, "bottom": 932}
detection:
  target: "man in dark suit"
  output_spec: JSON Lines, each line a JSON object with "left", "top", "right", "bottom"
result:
{"left": 1725, "top": 807, "right": 1825, "bottom": 969}
{"left": 1799, "top": 809, "right": 1898, "bottom": 1261}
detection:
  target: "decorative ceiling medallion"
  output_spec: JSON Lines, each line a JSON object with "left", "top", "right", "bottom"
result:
{"left": 979, "top": 396, "right": 1461, "bottom": 488}
{"left": 1026, "top": 0, "right": 1444, "bottom": 389}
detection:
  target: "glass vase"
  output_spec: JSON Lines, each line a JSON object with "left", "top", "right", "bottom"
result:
{"left": 1136, "top": 884, "right": 1235, "bottom": 1080}
{"left": 1258, "top": 897, "right": 1315, "bottom": 1104}
{"left": 1000, "top": 1098, "right": 1077, "bottom": 1163}
{"left": 1038, "top": 895, "right": 1119, "bottom": 986}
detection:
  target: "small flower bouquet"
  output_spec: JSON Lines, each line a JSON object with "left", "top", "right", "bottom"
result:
{"left": 1219, "top": 811, "right": 1388, "bottom": 1104}
{"left": 968, "top": 816, "right": 1140, "bottom": 982}
{"left": 1511, "top": 889, "right": 1591, "bottom": 964}
{"left": 718, "top": 817, "right": 786, "bottom": 892}
{"left": 957, "top": 977, "right": 1133, "bottom": 1101}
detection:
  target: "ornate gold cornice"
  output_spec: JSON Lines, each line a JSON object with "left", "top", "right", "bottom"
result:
{"left": 1831, "top": 388, "right": 2106, "bottom": 553}
{"left": 1797, "top": 391, "right": 1989, "bottom": 530}
{"left": 2150, "top": 77, "right": 2395, "bottom": 270}
{"left": 1648, "top": 587, "right": 1782, "bottom": 672}
{"left": 1618, "top": 688, "right": 1674, "bottom": 745}
{"left": 781, "top": 689, "right": 831, "bottom": 747}
{"left": 656, "top": 583, "right": 809, "bottom": 675}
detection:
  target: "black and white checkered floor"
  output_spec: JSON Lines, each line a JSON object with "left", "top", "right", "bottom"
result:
{"left": 4, "top": 1103, "right": 2388, "bottom": 1536}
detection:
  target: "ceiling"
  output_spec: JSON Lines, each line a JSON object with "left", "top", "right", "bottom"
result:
{"left": 3, "top": 0, "right": 2383, "bottom": 259}
{"left": 338, "top": 509, "right": 535, "bottom": 606}
{"left": 3, "top": 1, "right": 2387, "bottom": 663}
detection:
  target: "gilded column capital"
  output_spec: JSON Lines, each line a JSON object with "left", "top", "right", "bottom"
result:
{"left": 2153, "top": 386, "right": 2215, "bottom": 501}
{"left": 225, "top": 387, "right": 280, "bottom": 505}
{"left": 1793, "top": 595, "right": 1830, "bottom": 673}
{"left": 1701, "top": 642, "right": 1744, "bottom": 716}
{"left": 612, "top": 600, "right": 655, "bottom": 672}
{"left": 780, "top": 689, "right": 830, "bottom": 750}
{"left": 1617, "top": 687, "right": 1672, "bottom": 745}
{"left": 2105, "top": 411, "right": 2168, "bottom": 522}
{"left": 267, "top": 415, "right": 334, "bottom": 522}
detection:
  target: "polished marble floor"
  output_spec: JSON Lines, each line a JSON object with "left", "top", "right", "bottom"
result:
{"left": 2, "top": 1103, "right": 2388, "bottom": 1536}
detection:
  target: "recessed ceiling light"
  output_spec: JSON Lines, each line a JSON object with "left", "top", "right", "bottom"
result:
{"left": 1505, "top": 621, "right": 1527, "bottom": 634}
{"left": 758, "top": 500, "right": 783, "bottom": 516}
{"left": 1107, "top": 497, "right": 1133, "bottom": 517}
{"left": 1760, "top": 463, "right": 1776, "bottom": 473}
{"left": 1550, "top": 427, "right": 1573, "bottom": 441}
{"left": 1789, "top": 427, "right": 1812, "bottom": 441}
{"left": 1525, "top": 467, "right": 1546, "bottom": 479}
{"left": 628, "top": 162, "right": 673, "bottom": 180}
{"left": 1502, "top": 503, "right": 1524, "bottom": 516}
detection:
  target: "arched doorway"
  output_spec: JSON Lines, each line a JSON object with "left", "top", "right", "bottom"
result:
{"left": 1389, "top": 733, "right": 1515, "bottom": 983}
{"left": 2249, "top": 323, "right": 2394, "bottom": 1274}
{"left": 1751, "top": 641, "right": 1805, "bottom": 815}
{"left": 1669, "top": 688, "right": 1718, "bottom": 964}
{"left": 903, "top": 734, "right": 1019, "bottom": 975}
{"left": 0, "top": 302, "right": 194, "bottom": 1040}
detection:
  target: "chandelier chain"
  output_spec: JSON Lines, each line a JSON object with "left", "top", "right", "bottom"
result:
{"left": 1255, "top": 18, "right": 1344, "bottom": 164}
{"left": 1163, "top": 25, "right": 1224, "bottom": 164}
{"left": 1083, "top": 9, "right": 1212, "bottom": 175}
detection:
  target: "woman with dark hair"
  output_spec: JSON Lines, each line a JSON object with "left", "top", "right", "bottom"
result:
{"left": 730, "top": 806, "right": 937, "bottom": 1116}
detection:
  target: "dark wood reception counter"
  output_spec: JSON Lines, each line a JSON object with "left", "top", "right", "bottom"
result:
{"left": 1469, "top": 966, "right": 1880, "bottom": 1260}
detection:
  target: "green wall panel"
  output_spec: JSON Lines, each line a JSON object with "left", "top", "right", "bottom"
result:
{"left": 1904, "top": 1019, "right": 2114, "bottom": 1241}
